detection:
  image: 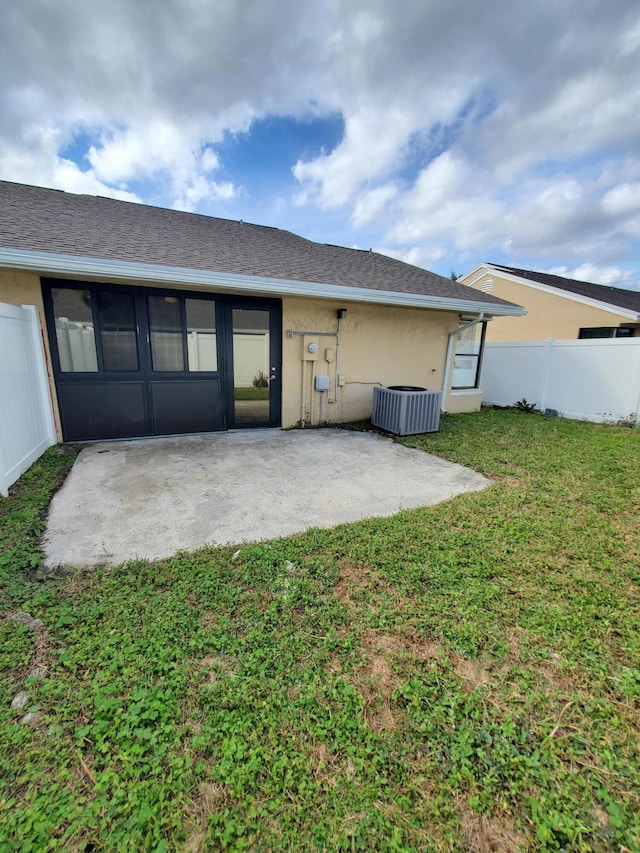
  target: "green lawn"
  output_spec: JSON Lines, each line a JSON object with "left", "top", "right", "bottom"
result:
{"left": 1, "top": 411, "right": 638, "bottom": 851}
{"left": 234, "top": 387, "right": 269, "bottom": 401}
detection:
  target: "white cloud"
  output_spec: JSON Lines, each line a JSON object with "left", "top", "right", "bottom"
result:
{"left": 621, "top": 217, "right": 640, "bottom": 240}
{"left": 602, "top": 182, "right": 640, "bottom": 217}
{"left": 546, "top": 263, "right": 640, "bottom": 291}
{"left": 387, "top": 152, "right": 503, "bottom": 249}
{"left": 51, "top": 159, "right": 141, "bottom": 202}
{"left": 0, "top": 120, "right": 140, "bottom": 202}
{"left": 0, "top": 0, "right": 638, "bottom": 279}
{"left": 87, "top": 123, "right": 183, "bottom": 184}
{"left": 290, "top": 1, "right": 640, "bottom": 272}
{"left": 200, "top": 148, "right": 220, "bottom": 174}
{"left": 387, "top": 149, "right": 640, "bottom": 271}
{"left": 351, "top": 184, "right": 397, "bottom": 226}
{"left": 293, "top": 108, "right": 419, "bottom": 209}
{"left": 375, "top": 244, "right": 447, "bottom": 267}
{"left": 172, "top": 175, "right": 236, "bottom": 212}
{"left": 0, "top": 0, "right": 336, "bottom": 208}
{"left": 85, "top": 119, "right": 239, "bottom": 208}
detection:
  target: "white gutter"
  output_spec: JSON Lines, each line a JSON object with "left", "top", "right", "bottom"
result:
{"left": 441, "top": 313, "right": 487, "bottom": 412}
{"left": 0, "top": 247, "right": 527, "bottom": 317}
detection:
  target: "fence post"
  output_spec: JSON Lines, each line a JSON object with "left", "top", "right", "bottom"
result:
{"left": 632, "top": 344, "right": 640, "bottom": 420}
{"left": 538, "top": 337, "right": 554, "bottom": 412}
{"left": 0, "top": 427, "right": 8, "bottom": 496}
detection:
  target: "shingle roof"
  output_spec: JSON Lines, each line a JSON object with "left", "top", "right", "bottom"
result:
{"left": 491, "top": 263, "right": 640, "bottom": 314}
{"left": 0, "top": 180, "right": 518, "bottom": 310}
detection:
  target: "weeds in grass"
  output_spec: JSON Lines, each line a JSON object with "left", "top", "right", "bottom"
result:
{"left": 0, "top": 413, "right": 638, "bottom": 850}
{"left": 0, "top": 445, "right": 78, "bottom": 610}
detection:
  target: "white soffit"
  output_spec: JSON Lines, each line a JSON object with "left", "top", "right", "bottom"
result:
{"left": 0, "top": 248, "right": 527, "bottom": 317}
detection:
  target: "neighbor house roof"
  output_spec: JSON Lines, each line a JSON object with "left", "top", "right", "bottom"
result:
{"left": 489, "top": 263, "right": 640, "bottom": 314}
{"left": 0, "top": 181, "right": 524, "bottom": 316}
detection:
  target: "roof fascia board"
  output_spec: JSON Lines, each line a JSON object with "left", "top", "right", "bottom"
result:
{"left": 458, "top": 264, "right": 491, "bottom": 288}
{"left": 479, "top": 264, "right": 640, "bottom": 321}
{"left": 0, "top": 247, "right": 527, "bottom": 317}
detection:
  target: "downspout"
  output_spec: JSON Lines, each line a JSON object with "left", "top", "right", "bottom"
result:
{"left": 441, "top": 313, "right": 485, "bottom": 413}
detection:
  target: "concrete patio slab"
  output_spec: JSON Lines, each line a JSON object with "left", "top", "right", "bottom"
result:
{"left": 43, "top": 429, "right": 490, "bottom": 568}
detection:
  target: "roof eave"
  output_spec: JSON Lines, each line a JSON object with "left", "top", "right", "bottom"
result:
{"left": 458, "top": 263, "right": 493, "bottom": 288}
{"left": 461, "top": 263, "right": 640, "bottom": 321}
{"left": 0, "top": 247, "right": 527, "bottom": 317}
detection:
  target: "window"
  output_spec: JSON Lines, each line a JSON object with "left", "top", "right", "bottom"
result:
{"left": 186, "top": 298, "right": 217, "bottom": 371}
{"left": 51, "top": 288, "right": 98, "bottom": 372}
{"left": 149, "top": 295, "right": 184, "bottom": 371}
{"left": 452, "top": 320, "right": 487, "bottom": 389}
{"left": 97, "top": 291, "right": 139, "bottom": 371}
{"left": 578, "top": 326, "right": 634, "bottom": 339}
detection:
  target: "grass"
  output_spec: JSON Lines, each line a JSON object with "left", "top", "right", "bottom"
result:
{"left": 0, "top": 445, "right": 79, "bottom": 610}
{"left": 0, "top": 410, "right": 638, "bottom": 851}
{"left": 234, "top": 388, "right": 269, "bottom": 401}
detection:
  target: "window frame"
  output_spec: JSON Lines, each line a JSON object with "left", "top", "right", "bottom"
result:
{"left": 578, "top": 326, "right": 634, "bottom": 339}
{"left": 451, "top": 319, "right": 487, "bottom": 391}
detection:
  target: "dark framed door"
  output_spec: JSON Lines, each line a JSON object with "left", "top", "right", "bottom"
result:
{"left": 42, "top": 280, "right": 282, "bottom": 441}
{"left": 224, "top": 301, "right": 282, "bottom": 429}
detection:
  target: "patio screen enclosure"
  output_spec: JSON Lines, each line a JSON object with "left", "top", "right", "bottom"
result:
{"left": 42, "top": 280, "right": 282, "bottom": 441}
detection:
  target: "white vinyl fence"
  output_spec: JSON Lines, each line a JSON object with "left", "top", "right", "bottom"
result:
{"left": 54, "top": 318, "right": 268, "bottom": 384}
{"left": 481, "top": 337, "right": 640, "bottom": 423}
{"left": 0, "top": 303, "right": 56, "bottom": 496}
{"left": 233, "top": 332, "right": 270, "bottom": 387}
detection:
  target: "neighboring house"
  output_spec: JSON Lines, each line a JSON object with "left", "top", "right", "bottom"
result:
{"left": 0, "top": 181, "right": 524, "bottom": 442}
{"left": 459, "top": 263, "right": 640, "bottom": 342}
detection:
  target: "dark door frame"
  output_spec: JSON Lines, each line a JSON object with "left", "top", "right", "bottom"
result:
{"left": 223, "top": 300, "right": 282, "bottom": 429}
{"left": 41, "top": 278, "right": 282, "bottom": 440}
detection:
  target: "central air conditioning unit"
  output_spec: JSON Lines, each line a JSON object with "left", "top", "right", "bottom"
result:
{"left": 371, "top": 386, "right": 441, "bottom": 435}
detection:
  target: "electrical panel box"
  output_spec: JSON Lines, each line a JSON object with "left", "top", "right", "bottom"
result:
{"left": 315, "top": 374, "right": 331, "bottom": 391}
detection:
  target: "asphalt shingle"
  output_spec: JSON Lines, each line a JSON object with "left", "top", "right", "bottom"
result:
{"left": 492, "top": 263, "right": 640, "bottom": 314}
{"left": 0, "top": 181, "right": 517, "bottom": 309}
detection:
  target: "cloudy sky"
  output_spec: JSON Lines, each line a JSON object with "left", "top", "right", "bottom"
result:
{"left": 2, "top": 0, "right": 640, "bottom": 289}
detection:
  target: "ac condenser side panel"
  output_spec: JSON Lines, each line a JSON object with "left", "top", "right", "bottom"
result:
{"left": 372, "top": 387, "right": 441, "bottom": 435}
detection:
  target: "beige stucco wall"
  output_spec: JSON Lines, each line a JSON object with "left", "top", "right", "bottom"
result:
{"left": 281, "top": 297, "right": 477, "bottom": 425}
{"left": 1, "top": 268, "right": 483, "bottom": 439}
{"left": 446, "top": 389, "right": 483, "bottom": 414}
{"left": 466, "top": 272, "right": 637, "bottom": 341}
{"left": 0, "top": 267, "right": 46, "bottom": 312}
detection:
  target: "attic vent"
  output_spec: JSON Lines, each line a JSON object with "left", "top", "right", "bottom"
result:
{"left": 480, "top": 278, "right": 494, "bottom": 293}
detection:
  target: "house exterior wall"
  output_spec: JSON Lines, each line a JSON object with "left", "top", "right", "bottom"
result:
{"left": 465, "top": 271, "right": 636, "bottom": 341}
{"left": 0, "top": 267, "right": 46, "bottom": 314}
{"left": 446, "top": 389, "right": 484, "bottom": 414}
{"left": 280, "top": 297, "right": 475, "bottom": 425}
{"left": 0, "top": 268, "right": 483, "bottom": 440}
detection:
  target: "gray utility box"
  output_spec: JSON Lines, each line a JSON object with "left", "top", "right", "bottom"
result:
{"left": 371, "top": 386, "right": 441, "bottom": 435}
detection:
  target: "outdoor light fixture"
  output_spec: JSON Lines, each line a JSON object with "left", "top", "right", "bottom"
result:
{"left": 337, "top": 308, "right": 347, "bottom": 319}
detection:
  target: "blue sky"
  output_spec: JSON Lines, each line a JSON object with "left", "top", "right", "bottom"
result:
{"left": 1, "top": 0, "right": 640, "bottom": 290}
